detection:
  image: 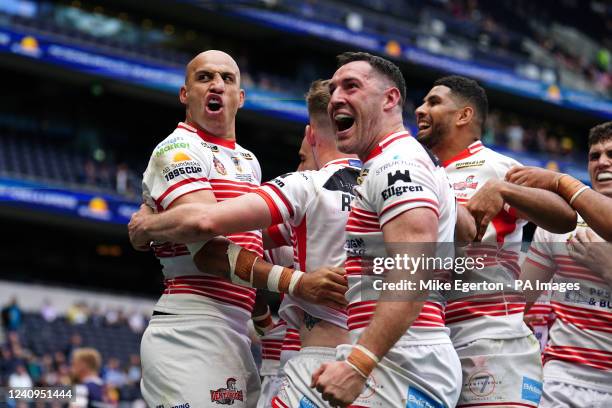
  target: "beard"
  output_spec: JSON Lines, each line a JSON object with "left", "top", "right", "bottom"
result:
{"left": 417, "top": 120, "right": 449, "bottom": 150}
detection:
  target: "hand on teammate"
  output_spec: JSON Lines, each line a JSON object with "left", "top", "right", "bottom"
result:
{"left": 295, "top": 267, "right": 348, "bottom": 309}
{"left": 128, "top": 204, "right": 154, "bottom": 251}
{"left": 567, "top": 229, "right": 612, "bottom": 282}
{"left": 311, "top": 361, "right": 366, "bottom": 408}
{"left": 466, "top": 179, "right": 505, "bottom": 241}
{"left": 506, "top": 166, "right": 562, "bottom": 191}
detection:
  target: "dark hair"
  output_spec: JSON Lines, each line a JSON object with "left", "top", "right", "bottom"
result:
{"left": 336, "top": 51, "right": 406, "bottom": 107}
{"left": 433, "top": 75, "right": 488, "bottom": 131}
{"left": 305, "top": 79, "right": 330, "bottom": 118}
{"left": 588, "top": 121, "right": 612, "bottom": 148}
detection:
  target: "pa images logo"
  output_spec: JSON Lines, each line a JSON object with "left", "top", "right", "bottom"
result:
{"left": 210, "top": 378, "right": 244, "bottom": 405}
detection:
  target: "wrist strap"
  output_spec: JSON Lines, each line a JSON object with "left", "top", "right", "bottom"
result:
{"left": 346, "top": 344, "right": 379, "bottom": 379}
{"left": 569, "top": 185, "right": 590, "bottom": 205}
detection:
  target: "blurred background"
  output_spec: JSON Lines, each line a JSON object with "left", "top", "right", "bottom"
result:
{"left": 0, "top": 0, "right": 609, "bottom": 406}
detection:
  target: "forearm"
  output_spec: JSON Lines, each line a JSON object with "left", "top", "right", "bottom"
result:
{"left": 143, "top": 203, "right": 215, "bottom": 243}
{"left": 573, "top": 190, "right": 612, "bottom": 241}
{"left": 500, "top": 182, "right": 576, "bottom": 233}
{"left": 455, "top": 204, "right": 476, "bottom": 244}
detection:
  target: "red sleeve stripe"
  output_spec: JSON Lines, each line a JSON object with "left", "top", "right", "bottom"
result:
{"left": 164, "top": 187, "right": 213, "bottom": 210}
{"left": 267, "top": 224, "right": 290, "bottom": 246}
{"left": 155, "top": 177, "right": 210, "bottom": 207}
{"left": 210, "top": 178, "right": 259, "bottom": 188}
{"left": 380, "top": 198, "right": 439, "bottom": 216}
{"left": 261, "top": 183, "right": 294, "bottom": 218}
{"left": 254, "top": 189, "right": 284, "bottom": 226}
{"left": 525, "top": 257, "right": 556, "bottom": 272}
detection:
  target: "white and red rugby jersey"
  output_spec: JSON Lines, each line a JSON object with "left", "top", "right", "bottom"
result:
{"left": 443, "top": 141, "right": 531, "bottom": 346}
{"left": 260, "top": 318, "right": 287, "bottom": 377}
{"left": 255, "top": 158, "right": 362, "bottom": 330}
{"left": 142, "top": 122, "right": 263, "bottom": 321}
{"left": 527, "top": 221, "right": 612, "bottom": 392}
{"left": 344, "top": 131, "right": 456, "bottom": 344}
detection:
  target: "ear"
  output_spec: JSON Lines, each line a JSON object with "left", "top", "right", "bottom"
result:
{"left": 383, "top": 87, "right": 402, "bottom": 112}
{"left": 456, "top": 106, "right": 474, "bottom": 128}
{"left": 305, "top": 124, "right": 316, "bottom": 146}
{"left": 238, "top": 89, "right": 245, "bottom": 109}
{"left": 179, "top": 85, "right": 188, "bottom": 105}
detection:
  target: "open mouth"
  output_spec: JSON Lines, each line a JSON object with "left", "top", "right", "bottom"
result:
{"left": 417, "top": 121, "right": 431, "bottom": 132}
{"left": 596, "top": 171, "right": 612, "bottom": 182}
{"left": 334, "top": 113, "right": 355, "bottom": 132}
{"left": 206, "top": 95, "right": 223, "bottom": 113}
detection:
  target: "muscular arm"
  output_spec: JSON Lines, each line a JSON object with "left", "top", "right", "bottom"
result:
{"left": 356, "top": 207, "right": 437, "bottom": 359}
{"left": 498, "top": 181, "right": 576, "bottom": 233}
{"left": 129, "top": 192, "right": 271, "bottom": 245}
{"left": 455, "top": 204, "right": 476, "bottom": 244}
{"left": 570, "top": 189, "right": 612, "bottom": 241}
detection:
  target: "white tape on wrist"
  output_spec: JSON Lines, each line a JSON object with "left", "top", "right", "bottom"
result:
{"left": 227, "top": 242, "right": 250, "bottom": 286}
{"left": 354, "top": 344, "right": 380, "bottom": 364}
{"left": 267, "top": 265, "right": 284, "bottom": 292}
{"left": 569, "top": 185, "right": 590, "bottom": 205}
{"left": 344, "top": 360, "right": 368, "bottom": 379}
{"left": 288, "top": 270, "right": 304, "bottom": 296}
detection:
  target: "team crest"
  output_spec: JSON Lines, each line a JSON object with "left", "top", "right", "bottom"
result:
{"left": 210, "top": 378, "right": 244, "bottom": 405}
{"left": 213, "top": 156, "right": 227, "bottom": 175}
{"left": 357, "top": 168, "right": 369, "bottom": 185}
{"left": 231, "top": 156, "right": 243, "bottom": 173}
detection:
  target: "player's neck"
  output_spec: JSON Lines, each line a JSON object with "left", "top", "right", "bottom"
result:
{"left": 360, "top": 122, "right": 406, "bottom": 161}
{"left": 187, "top": 119, "right": 236, "bottom": 141}
{"left": 318, "top": 150, "right": 358, "bottom": 168}
{"left": 433, "top": 133, "right": 480, "bottom": 163}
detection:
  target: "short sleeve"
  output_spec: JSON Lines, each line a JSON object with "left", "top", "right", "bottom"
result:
{"left": 255, "top": 171, "right": 315, "bottom": 226}
{"left": 142, "top": 133, "right": 212, "bottom": 210}
{"left": 526, "top": 227, "right": 556, "bottom": 272}
{"left": 366, "top": 159, "right": 440, "bottom": 227}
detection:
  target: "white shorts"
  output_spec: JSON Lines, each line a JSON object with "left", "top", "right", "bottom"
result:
{"left": 140, "top": 313, "right": 261, "bottom": 408}
{"left": 540, "top": 378, "right": 612, "bottom": 408}
{"left": 273, "top": 347, "right": 337, "bottom": 408}
{"left": 258, "top": 374, "right": 284, "bottom": 408}
{"left": 275, "top": 342, "right": 460, "bottom": 408}
{"left": 455, "top": 335, "right": 543, "bottom": 407}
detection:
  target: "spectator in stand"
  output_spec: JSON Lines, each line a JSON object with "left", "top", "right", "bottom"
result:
{"left": 40, "top": 298, "right": 58, "bottom": 323}
{"left": 1, "top": 347, "right": 17, "bottom": 383}
{"left": 116, "top": 163, "right": 129, "bottom": 195}
{"left": 126, "top": 354, "right": 141, "bottom": 385}
{"left": 70, "top": 348, "right": 105, "bottom": 408}
{"left": 8, "top": 364, "right": 33, "bottom": 388}
{"left": 102, "top": 357, "right": 126, "bottom": 388}
{"left": 506, "top": 118, "right": 525, "bottom": 152}
{"left": 67, "top": 302, "right": 89, "bottom": 325}
{"left": 2, "top": 297, "right": 23, "bottom": 332}
{"left": 127, "top": 310, "right": 145, "bottom": 334}
{"left": 64, "top": 333, "right": 83, "bottom": 359}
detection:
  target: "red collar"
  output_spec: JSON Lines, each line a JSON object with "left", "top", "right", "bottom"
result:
{"left": 442, "top": 141, "right": 484, "bottom": 168}
{"left": 363, "top": 130, "right": 412, "bottom": 163}
{"left": 177, "top": 122, "right": 236, "bottom": 150}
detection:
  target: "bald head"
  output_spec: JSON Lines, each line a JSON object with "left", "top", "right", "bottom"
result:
{"left": 185, "top": 50, "right": 241, "bottom": 85}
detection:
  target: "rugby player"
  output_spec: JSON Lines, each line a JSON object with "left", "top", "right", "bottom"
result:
{"left": 520, "top": 121, "right": 612, "bottom": 406}
{"left": 311, "top": 52, "right": 461, "bottom": 408}
{"left": 415, "top": 75, "right": 575, "bottom": 407}
{"left": 130, "top": 79, "right": 361, "bottom": 407}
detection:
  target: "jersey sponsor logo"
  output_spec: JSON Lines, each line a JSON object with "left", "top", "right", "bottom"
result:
{"left": 163, "top": 160, "right": 203, "bottom": 182}
{"left": 210, "top": 378, "right": 244, "bottom": 405}
{"left": 213, "top": 156, "right": 227, "bottom": 175}
{"left": 231, "top": 156, "right": 243, "bottom": 173}
{"left": 381, "top": 184, "right": 424, "bottom": 200}
{"left": 170, "top": 404, "right": 190, "bottom": 408}
{"left": 521, "top": 376, "right": 542, "bottom": 404}
{"left": 240, "top": 152, "right": 253, "bottom": 160}
{"left": 375, "top": 160, "right": 416, "bottom": 175}
{"left": 406, "top": 386, "right": 444, "bottom": 408}
{"left": 299, "top": 396, "right": 318, "bottom": 408}
{"left": 357, "top": 168, "right": 369, "bottom": 185}
{"left": 341, "top": 193, "right": 353, "bottom": 211}
{"left": 453, "top": 175, "right": 478, "bottom": 191}
{"left": 466, "top": 370, "right": 498, "bottom": 397}
{"left": 173, "top": 152, "right": 192, "bottom": 162}
{"left": 345, "top": 237, "right": 366, "bottom": 255}
{"left": 201, "top": 141, "right": 220, "bottom": 153}
{"left": 155, "top": 142, "right": 189, "bottom": 157}
{"left": 323, "top": 168, "right": 360, "bottom": 194}
{"left": 387, "top": 170, "right": 412, "bottom": 186}
{"left": 456, "top": 159, "right": 485, "bottom": 169}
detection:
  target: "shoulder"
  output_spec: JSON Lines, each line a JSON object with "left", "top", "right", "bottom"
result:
{"left": 482, "top": 147, "right": 521, "bottom": 170}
